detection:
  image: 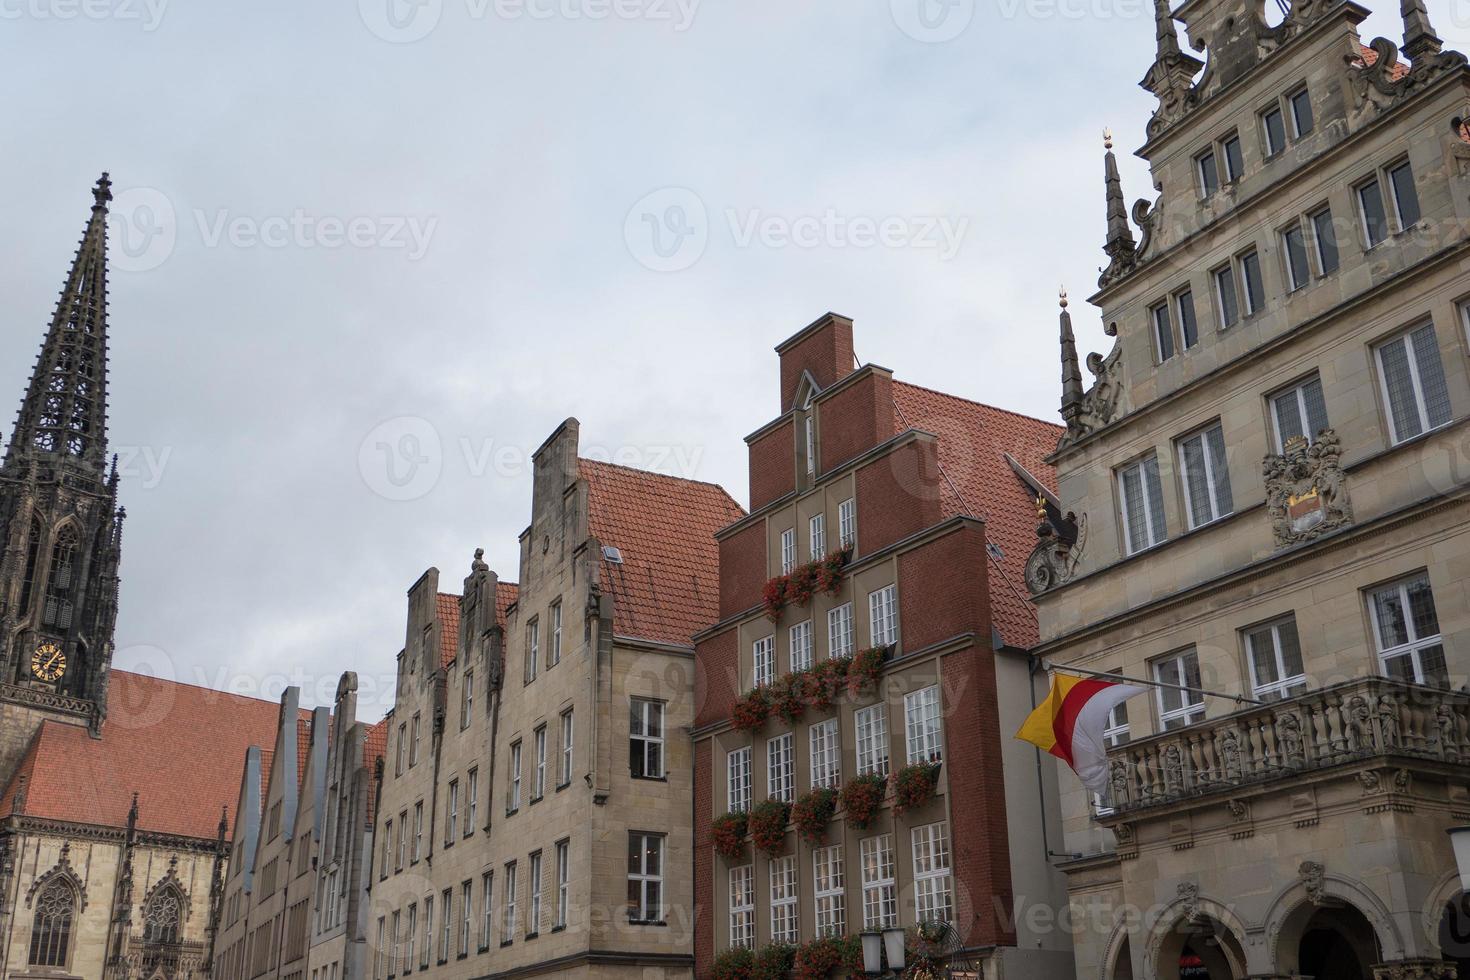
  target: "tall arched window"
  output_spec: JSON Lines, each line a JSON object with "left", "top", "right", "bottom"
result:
{"left": 17, "top": 517, "right": 43, "bottom": 619}
{"left": 42, "top": 527, "right": 78, "bottom": 630}
{"left": 142, "top": 885, "right": 183, "bottom": 946}
{"left": 28, "top": 879, "right": 75, "bottom": 967}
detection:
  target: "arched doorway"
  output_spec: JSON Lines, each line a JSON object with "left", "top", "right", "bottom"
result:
{"left": 1155, "top": 915, "right": 1247, "bottom": 980}
{"left": 1437, "top": 892, "right": 1470, "bottom": 976}
{"left": 1107, "top": 933, "right": 1135, "bottom": 980}
{"left": 1285, "top": 904, "right": 1380, "bottom": 980}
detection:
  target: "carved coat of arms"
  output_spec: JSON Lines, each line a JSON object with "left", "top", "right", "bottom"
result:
{"left": 1263, "top": 429, "right": 1352, "bottom": 547}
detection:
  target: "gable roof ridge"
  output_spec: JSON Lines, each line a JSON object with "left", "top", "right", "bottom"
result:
{"left": 891, "top": 379, "right": 1063, "bottom": 431}
{"left": 578, "top": 455, "right": 743, "bottom": 508}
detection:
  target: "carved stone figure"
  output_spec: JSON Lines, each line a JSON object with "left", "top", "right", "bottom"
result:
{"left": 1177, "top": 881, "right": 1202, "bottom": 924}
{"left": 1277, "top": 713, "right": 1305, "bottom": 768}
{"left": 1025, "top": 511, "right": 1087, "bottom": 595}
{"left": 1299, "top": 861, "right": 1327, "bottom": 906}
{"left": 1263, "top": 429, "right": 1353, "bottom": 547}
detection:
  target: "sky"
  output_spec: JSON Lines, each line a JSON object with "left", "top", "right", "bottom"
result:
{"left": 0, "top": 0, "right": 1450, "bottom": 718}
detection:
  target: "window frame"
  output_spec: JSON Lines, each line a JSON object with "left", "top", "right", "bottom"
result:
{"left": 828, "top": 602, "right": 854, "bottom": 659}
{"left": 1221, "top": 132, "right": 1244, "bottom": 183}
{"left": 855, "top": 703, "right": 890, "bottom": 777}
{"left": 630, "top": 698, "right": 666, "bottom": 780}
{"left": 1374, "top": 322, "right": 1453, "bottom": 444}
{"left": 904, "top": 686, "right": 943, "bottom": 765}
{"left": 1244, "top": 616, "right": 1308, "bottom": 702}
{"left": 1175, "top": 288, "right": 1199, "bottom": 350}
{"left": 1281, "top": 219, "right": 1310, "bottom": 292}
{"left": 1150, "top": 299, "right": 1175, "bottom": 363}
{"left": 1268, "top": 374, "right": 1329, "bottom": 452}
{"left": 532, "top": 725, "right": 547, "bottom": 801}
{"left": 859, "top": 834, "right": 897, "bottom": 930}
{"left": 789, "top": 619, "right": 813, "bottom": 673}
{"left": 1196, "top": 147, "right": 1220, "bottom": 198}
{"left": 502, "top": 863, "right": 517, "bottom": 945}
{"left": 527, "top": 852, "right": 542, "bottom": 939}
{"left": 558, "top": 709, "right": 574, "bottom": 789}
{"left": 727, "top": 745, "right": 752, "bottom": 812}
{"left": 555, "top": 839, "right": 570, "bottom": 930}
{"left": 1309, "top": 206, "right": 1339, "bottom": 276}
{"left": 838, "top": 497, "right": 857, "bottom": 549}
{"left": 809, "top": 513, "right": 826, "bottom": 560}
{"left": 752, "top": 635, "right": 775, "bottom": 688}
{"left": 508, "top": 741, "right": 522, "bottom": 813}
{"left": 549, "top": 600, "right": 562, "bottom": 668}
{"left": 728, "top": 865, "right": 755, "bottom": 950}
{"left": 1260, "top": 102, "right": 1286, "bottom": 157}
{"left": 911, "top": 822, "right": 954, "bottom": 927}
{"left": 780, "top": 527, "right": 796, "bottom": 574}
{"left": 1357, "top": 173, "right": 1390, "bottom": 247}
{"left": 627, "top": 831, "right": 665, "bottom": 925}
{"left": 813, "top": 844, "right": 845, "bottom": 937}
{"left": 1152, "top": 648, "right": 1205, "bottom": 729}
{"left": 810, "top": 717, "right": 841, "bottom": 790}
{"left": 1176, "top": 421, "right": 1234, "bottom": 530}
{"left": 524, "top": 618, "right": 539, "bottom": 685}
{"left": 769, "top": 854, "right": 799, "bottom": 944}
{"left": 868, "top": 584, "right": 898, "bottom": 648}
{"left": 1116, "top": 454, "right": 1167, "bottom": 555}
{"left": 1366, "top": 572, "right": 1447, "bottom": 687}
{"left": 767, "top": 731, "right": 794, "bottom": 802}
{"left": 1213, "top": 261, "right": 1240, "bottom": 328}
{"left": 1387, "top": 159, "right": 1421, "bottom": 230}
{"left": 1238, "top": 248, "right": 1265, "bottom": 316}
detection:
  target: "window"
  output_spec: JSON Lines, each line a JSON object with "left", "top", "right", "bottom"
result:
{"left": 461, "top": 669, "right": 473, "bottom": 730}
{"left": 1151, "top": 301, "right": 1175, "bottom": 363}
{"left": 860, "top": 834, "right": 897, "bottom": 929}
{"left": 391, "top": 911, "right": 401, "bottom": 975}
{"left": 1197, "top": 149, "right": 1219, "bottom": 197}
{"left": 727, "top": 746, "right": 751, "bottom": 812}
{"left": 555, "top": 840, "right": 570, "bottom": 929}
{"left": 509, "top": 742, "right": 522, "bottom": 812}
{"left": 1175, "top": 289, "right": 1199, "bottom": 349}
{"left": 533, "top": 726, "right": 547, "bottom": 800}
{"left": 525, "top": 620, "right": 539, "bottom": 684}
{"left": 789, "top": 620, "right": 813, "bottom": 673}
{"left": 1376, "top": 323, "right": 1452, "bottom": 443}
{"left": 1245, "top": 617, "right": 1307, "bottom": 702}
{"left": 767, "top": 732, "right": 794, "bottom": 802}
{"left": 838, "top": 497, "right": 857, "bottom": 549}
{"left": 770, "top": 855, "right": 798, "bottom": 943}
{"left": 28, "top": 879, "right": 74, "bottom": 967}
{"left": 627, "top": 832, "right": 664, "bottom": 923}
{"left": 421, "top": 896, "right": 432, "bottom": 968}
{"left": 410, "top": 713, "right": 421, "bottom": 767}
{"left": 528, "top": 853, "right": 542, "bottom": 937}
{"left": 1289, "top": 86, "right": 1314, "bottom": 136}
{"left": 375, "top": 918, "right": 385, "bottom": 979}
{"left": 828, "top": 603, "right": 854, "bottom": 659}
{"left": 1153, "top": 649, "right": 1205, "bottom": 729}
{"left": 406, "top": 903, "right": 417, "bottom": 969}
{"left": 1239, "top": 250, "right": 1265, "bottom": 315}
{"left": 1262, "top": 104, "right": 1286, "bottom": 156}
{"left": 1358, "top": 175, "right": 1390, "bottom": 246}
{"left": 395, "top": 723, "right": 406, "bottom": 776}
{"left": 1222, "top": 133, "right": 1243, "bottom": 182}
{"left": 911, "top": 822, "right": 954, "bottom": 926}
{"left": 479, "top": 873, "right": 493, "bottom": 951}
{"left": 868, "top": 584, "right": 898, "bottom": 647}
{"left": 780, "top": 527, "right": 796, "bottom": 574}
{"left": 904, "top": 686, "right": 943, "bottom": 763}
{"left": 1270, "top": 376, "right": 1330, "bottom": 451}
{"left": 502, "top": 863, "right": 517, "bottom": 943}
{"left": 805, "top": 414, "right": 816, "bottom": 476}
{"left": 1177, "top": 422, "right": 1233, "bottom": 528}
{"left": 630, "top": 699, "right": 665, "bottom": 778}
{"left": 445, "top": 780, "right": 458, "bottom": 844}
{"left": 397, "top": 813, "right": 406, "bottom": 869}
{"left": 1310, "top": 207, "right": 1339, "bottom": 275}
{"left": 438, "top": 887, "right": 451, "bottom": 961}
{"left": 855, "top": 703, "right": 890, "bottom": 776}
{"left": 810, "top": 717, "right": 841, "bottom": 789}
{"left": 1117, "top": 455, "right": 1167, "bottom": 555}
{"left": 466, "top": 768, "right": 478, "bottom": 836}
{"left": 1282, "top": 223, "right": 1309, "bottom": 291}
{"left": 813, "top": 844, "right": 845, "bottom": 937}
{"left": 1368, "top": 573, "right": 1447, "bottom": 687}
{"left": 809, "top": 513, "right": 825, "bottom": 559}
{"left": 381, "top": 819, "right": 392, "bottom": 877}
{"left": 1214, "top": 262, "right": 1240, "bottom": 328}
{"left": 753, "top": 635, "right": 775, "bottom": 688}
{"left": 728, "top": 866, "right": 755, "bottom": 950}
{"left": 460, "top": 881, "right": 472, "bottom": 955}
{"left": 549, "top": 600, "right": 562, "bottom": 667}
{"left": 1389, "top": 160, "right": 1420, "bottom": 228}
{"left": 559, "top": 709, "right": 574, "bottom": 787}
{"left": 412, "top": 802, "right": 423, "bottom": 862}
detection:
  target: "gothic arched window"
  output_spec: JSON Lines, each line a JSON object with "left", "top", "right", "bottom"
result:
{"left": 17, "top": 518, "right": 44, "bottom": 619}
{"left": 28, "top": 879, "right": 75, "bottom": 967}
{"left": 42, "top": 527, "right": 78, "bottom": 630}
{"left": 142, "top": 885, "right": 183, "bottom": 947}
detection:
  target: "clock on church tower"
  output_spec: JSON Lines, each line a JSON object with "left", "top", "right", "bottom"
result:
{"left": 0, "top": 174, "right": 124, "bottom": 732}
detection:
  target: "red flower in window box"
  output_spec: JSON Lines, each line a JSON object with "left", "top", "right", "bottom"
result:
{"left": 808, "top": 656, "right": 850, "bottom": 713}
{"left": 846, "top": 646, "right": 887, "bottom": 697}
{"left": 711, "top": 811, "right": 748, "bottom": 862}
{"left": 793, "top": 935, "right": 863, "bottom": 980}
{"left": 792, "top": 788, "right": 838, "bottom": 847}
{"left": 711, "top": 948, "right": 755, "bottom": 980}
{"left": 839, "top": 772, "right": 887, "bottom": 830}
{"left": 753, "top": 943, "right": 796, "bottom": 980}
{"left": 892, "top": 761, "right": 942, "bottom": 816}
{"left": 731, "top": 689, "right": 771, "bottom": 734}
{"left": 774, "top": 672, "right": 819, "bottom": 724}
{"left": 748, "top": 799, "right": 790, "bottom": 857}
{"left": 814, "top": 544, "right": 853, "bottom": 595}
{"left": 762, "top": 576, "right": 789, "bottom": 621}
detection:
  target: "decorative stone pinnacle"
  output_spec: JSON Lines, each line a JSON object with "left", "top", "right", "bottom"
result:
{"left": 93, "top": 173, "right": 113, "bottom": 210}
{"left": 1059, "top": 285, "right": 1069, "bottom": 309}
{"left": 1103, "top": 128, "right": 1113, "bottom": 150}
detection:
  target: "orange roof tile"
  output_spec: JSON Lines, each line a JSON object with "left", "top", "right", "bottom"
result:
{"left": 362, "top": 718, "right": 389, "bottom": 822}
{"left": 1357, "top": 42, "right": 1411, "bottom": 81}
{"left": 891, "top": 381, "right": 1062, "bottom": 650}
{"left": 0, "top": 671, "right": 304, "bottom": 841}
{"left": 437, "top": 593, "right": 461, "bottom": 668}
{"left": 582, "top": 458, "right": 746, "bottom": 647}
{"left": 495, "top": 581, "right": 518, "bottom": 628}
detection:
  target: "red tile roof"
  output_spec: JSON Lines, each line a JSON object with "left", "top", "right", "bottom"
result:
{"left": 1357, "top": 42, "right": 1411, "bottom": 81}
{"left": 581, "top": 458, "right": 746, "bottom": 647}
{"left": 436, "top": 581, "right": 517, "bottom": 668}
{"left": 495, "top": 581, "right": 518, "bottom": 628}
{"left": 363, "top": 718, "right": 389, "bottom": 822}
{"left": 891, "top": 381, "right": 1062, "bottom": 650}
{"left": 0, "top": 671, "right": 304, "bottom": 841}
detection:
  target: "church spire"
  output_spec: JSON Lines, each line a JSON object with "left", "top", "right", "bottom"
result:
{"left": 1059, "top": 287, "right": 1083, "bottom": 421}
{"left": 5, "top": 174, "right": 113, "bottom": 478}
{"left": 1099, "top": 131, "right": 1139, "bottom": 286}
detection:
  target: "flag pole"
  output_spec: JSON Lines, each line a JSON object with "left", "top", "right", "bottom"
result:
{"left": 1050, "top": 662, "right": 1267, "bottom": 707}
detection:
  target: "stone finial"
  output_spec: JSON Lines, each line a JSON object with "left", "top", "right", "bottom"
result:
{"left": 92, "top": 172, "right": 113, "bottom": 209}
{"left": 1400, "top": 0, "right": 1443, "bottom": 61}
{"left": 1059, "top": 287, "right": 1083, "bottom": 414}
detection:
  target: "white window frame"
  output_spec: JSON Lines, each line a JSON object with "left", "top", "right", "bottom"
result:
{"left": 439, "top": 887, "right": 451, "bottom": 960}
{"left": 1214, "top": 262, "right": 1240, "bottom": 328}
{"left": 628, "top": 832, "right": 664, "bottom": 924}
{"left": 549, "top": 600, "right": 562, "bottom": 667}
{"left": 555, "top": 840, "right": 570, "bottom": 929}
{"left": 525, "top": 619, "right": 539, "bottom": 684}
{"left": 789, "top": 620, "right": 813, "bottom": 673}
{"left": 860, "top": 834, "right": 897, "bottom": 930}
{"left": 809, "top": 513, "right": 826, "bottom": 559}
{"left": 769, "top": 855, "right": 798, "bottom": 944}
{"left": 461, "top": 668, "right": 473, "bottom": 730}
{"left": 810, "top": 717, "right": 841, "bottom": 790}
{"left": 828, "top": 602, "right": 854, "bottom": 659}
{"left": 460, "top": 880, "right": 473, "bottom": 954}
{"left": 446, "top": 780, "right": 458, "bottom": 844}
{"left": 559, "top": 709, "right": 574, "bottom": 787}
{"left": 868, "top": 584, "right": 898, "bottom": 648}
{"left": 1269, "top": 375, "right": 1329, "bottom": 452}
{"left": 503, "top": 863, "right": 517, "bottom": 942}
{"left": 1196, "top": 148, "right": 1219, "bottom": 197}
{"left": 533, "top": 725, "right": 547, "bottom": 799}
{"left": 1244, "top": 617, "right": 1307, "bottom": 702}
{"left": 1177, "top": 422, "right": 1233, "bottom": 529}
{"left": 1387, "top": 159, "right": 1420, "bottom": 230}
{"left": 1288, "top": 85, "right": 1313, "bottom": 137}
{"left": 839, "top": 497, "right": 857, "bottom": 549}
{"left": 528, "top": 852, "right": 542, "bottom": 937}
{"left": 412, "top": 801, "right": 423, "bottom": 862}
{"left": 1153, "top": 649, "right": 1205, "bottom": 729}
{"left": 630, "top": 698, "right": 665, "bottom": 779}
{"left": 813, "top": 844, "right": 845, "bottom": 937}
{"left": 727, "top": 746, "right": 751, "bottom": 813}
{"left": 480, "top": 872, "right": 494, "bottom": 951}
{"left": 1117, "top": 456, "right": 1166, "bottom": 555}
{"left": 804, "top": 415, "right": 817, "bottom": 477}
{"left": 1261, "top": 103, "right": 1286, "bottom": 156}
{"left": 1281, "top": 220, "right": 1310, "bottom": 292}
{"left": 1367, "top": 572, "right": 1446, "bottom": 686}
{"left": 509, "top": 742, "right": 522, "bottom": 812}
{"left": 855, "top": 703, "right": 890, "bottom": 777}
{"left": 752, "top": 635, "right": 775, "bottom": 688}
{"left": 780, "top": 527, "right": 796, "bottom": 575}
{"left": 728, "top": 866, "right": 754, "bottom": 950}
{"left": 1357, "top": 174, "right": 1390, "bottom": 247}
{"left": 904, "top": 686, "right": 943, "bottom": 764}
{"left": 1375, "top": 323, "right": 1452, "bottom": 444}
{"left": 911, "top": 822, "right": 953, "bottom": 926}
{"left": 767, "top": 732, "right": 794, "bottom": 803}
{"left": 466, "top": 768, "right": 478, "bottom": 837}
{"left": 1151, "top": 300, "right": 1175, "bottom": 363}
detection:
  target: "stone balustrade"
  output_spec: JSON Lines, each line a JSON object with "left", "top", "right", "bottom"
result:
{"left": 1101, "top": 677, "right": 1470, "bottom": 815}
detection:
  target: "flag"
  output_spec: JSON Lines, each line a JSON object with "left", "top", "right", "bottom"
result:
{"left": 1017, "top": 672, "right": 1147, "bottom": 794}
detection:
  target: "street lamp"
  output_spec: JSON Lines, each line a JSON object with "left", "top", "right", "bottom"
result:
{"left": 1448, "top": 827, "right": 1470, "bottom": 891}
{"left": 860, "top": 927, "right": 907, "bottom": 976}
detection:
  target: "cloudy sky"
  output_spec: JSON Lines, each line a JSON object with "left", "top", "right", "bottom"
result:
{"left": 0, "top": 0, "right": 1444, "bottom": 717}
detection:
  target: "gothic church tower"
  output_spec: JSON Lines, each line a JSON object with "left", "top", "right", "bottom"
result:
{"left": 0, "top": 174, "right": 124, "bottom": 750}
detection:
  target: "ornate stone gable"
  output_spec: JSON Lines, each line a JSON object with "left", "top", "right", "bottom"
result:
{"left": 1263, "top": 429, "right": 1352, "bottom": 547}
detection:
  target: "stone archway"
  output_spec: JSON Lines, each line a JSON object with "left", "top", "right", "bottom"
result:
{"left": 1102, "top": 927, "right": 1135, "bottom": 980}
{"left": 1292, "top": 903, "right": 1381, "bottom": 980}
{"left": 1153, "top": 915, "right": 1248, "bottom": 980}
{"left": 1436, "top": 890, "right": 1470, "bottom": 977}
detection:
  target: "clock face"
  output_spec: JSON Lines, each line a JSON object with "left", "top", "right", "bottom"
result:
{"left": 31, "top": 643, "right": 66, "bottom": 683}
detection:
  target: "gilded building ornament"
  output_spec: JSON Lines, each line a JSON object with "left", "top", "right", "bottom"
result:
{"left": 1263, "top": 430, "right": 1352, "bottom": 547}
